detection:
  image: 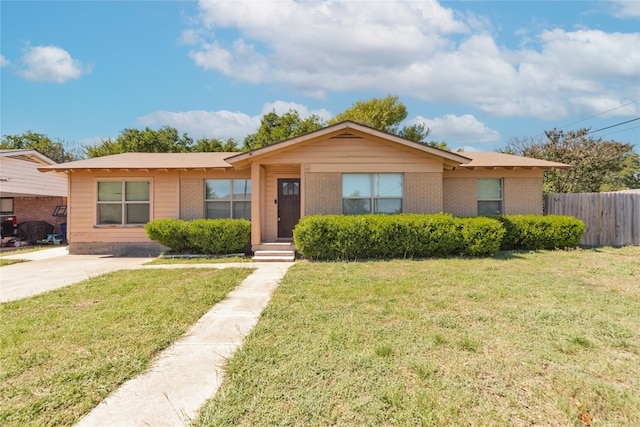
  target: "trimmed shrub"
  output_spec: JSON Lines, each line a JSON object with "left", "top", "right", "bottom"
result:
{"left": 186, "top": 219, "right": 251, "bottom": 254}
{"left": 145, "top": 218, "right": 250, "bottom": 254}
{"left": 145, "top": 218, "right": 190, "bottom": 252}
{"left": 455, "top": 217, "right": 505, "bottom": 256}
{"left": 293, "top": 214, "right": 503, "bottom": 260}
{"left": 496, "top": 215, "right": 585, "bottom": 250}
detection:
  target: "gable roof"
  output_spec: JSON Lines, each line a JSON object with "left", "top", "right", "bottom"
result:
{"left": 39, "top": 152, "right": 234, "bottom": 172}
{"left": 460, "top": 152, "right": 572, "bottom": 170}
{"left": 1, "top": 149, "right": 59, "bottom": 165}
{"left": 225, "top": 121, "right": 472, "bottom": 170}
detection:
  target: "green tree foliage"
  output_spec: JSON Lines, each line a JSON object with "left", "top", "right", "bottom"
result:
{"left": 600, "top": 151, "right": 640, "bottom": 191}
{"left": 329, "top": 95, "right": 432, "bottom": 143}
{"left": 243, "top": 110, "right": 325, "bottom": 150}
{"left": 1, "top": 131, "right": 77, "bottom": 162}
{"left": 85, "top": 127, "right": 242, "bottom": 157}
{"left": 330, "top": 95, "right": 408, "bottom": 133}
{"left": 501, "top": 128, "right": 634, "bottom": 193}
{"left": 85, "top": 127, "right": 193, "bottom": 157}
{"left": 193, "top": 137, "right": 241, "bottom": 152}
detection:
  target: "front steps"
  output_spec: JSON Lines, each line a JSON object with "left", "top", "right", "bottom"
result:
{"left": 252, "top": 242, "right": 296, "bottom": 262}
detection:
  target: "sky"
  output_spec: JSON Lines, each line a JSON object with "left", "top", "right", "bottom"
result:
{"left": 1, "top": 0, "right": 639, "bottom": 153}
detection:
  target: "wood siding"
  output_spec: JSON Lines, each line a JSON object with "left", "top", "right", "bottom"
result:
{"left": 1, "top": 157, "right": 67, "bottom": 197}
{"left": 67, "top": 169, "right": 250, "bottom": 248}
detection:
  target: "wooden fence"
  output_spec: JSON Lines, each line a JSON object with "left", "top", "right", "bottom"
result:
{"left": 544, "top": 192, "right": 640, "bottom": 246}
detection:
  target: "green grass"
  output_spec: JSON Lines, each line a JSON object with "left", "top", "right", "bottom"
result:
{"left": 196, "top": 247, "right": 640, "bottom": 426}
{"left": 0, "top": 267, "right": 253, "bottom": 427}
{"left": 0, "top": 258, "right": 28, "bottom": 266}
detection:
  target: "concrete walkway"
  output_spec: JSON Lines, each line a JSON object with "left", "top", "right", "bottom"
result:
{"left": 76, "top": 262, "right": 292, "bottom": 427}
{"left": 1, "top": 246, "right": 294, "bottom": 426}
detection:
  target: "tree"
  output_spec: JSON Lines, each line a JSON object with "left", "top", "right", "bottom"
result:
{"left": 1, "top": 131, "right": 77, "bottom": 162}
{"left": 85, "top": 126, "right": 194, "bottom": 157}
{"left": 243, "top": 110, "right": 325, "bottom": 150}
{"left": 501, "top": 128, "right": 634, "bottom": 193}
{"left": 329, "top": 95, "right": 432, "bottom": 143}
{"left": 600, "top": 151, "right": 640, "bottom": 191}
{"left": 193, "top": 137, "right": 241, "bottom": 152}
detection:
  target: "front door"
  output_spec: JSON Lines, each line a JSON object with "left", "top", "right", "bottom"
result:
{"left": 277, "top": 178, "right": 300, "bottom": 239}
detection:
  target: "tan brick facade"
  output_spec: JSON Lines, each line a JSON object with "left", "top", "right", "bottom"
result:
{"left": 304, "top": 172, "right": 342, "bottom": 215}
{"left": 504, "top": 177, "right": 544, "bottom": 215}
{"left": 443, "top": 178, "right": 477, "bottom": 216}
{"left": 180, "top": 178, "right": 204, "bottom": 220}
{"left": 404, "top": 172, "right": 443, "bottom": 213}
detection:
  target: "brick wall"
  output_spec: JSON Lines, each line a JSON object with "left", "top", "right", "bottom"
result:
{"left": 504, "top": 177, "right": 544, "bottom": 215}
{"left": 404, "top": 172, "right": 443, "bottom": 213}
{"left": 13, "top": 196, "right": 66, "bottom": 233}
{"left": 443, "top": 178, "right": 477, "bottom": 216}
{"left": 180, "top": 178, "right": 204, "bottom": 220}
{"left": 305, "top": 172, "right": 342, "bottom": 215}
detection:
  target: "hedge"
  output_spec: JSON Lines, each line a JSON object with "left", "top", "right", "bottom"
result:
{"left": 145, "top": 218, "right": 250, "bottom": 254}
{"left": 294, "top": 213, "right": 584, "bottom": 260}
{"left": 496, "top": 215, "right": 585, "bottom": 250}
{"left": 293, "top": 214, "right": 505, "bottom": 260}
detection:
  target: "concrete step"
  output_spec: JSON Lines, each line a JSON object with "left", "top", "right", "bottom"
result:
{"left": 255, "top": 242, "right": 295, "bottom": 251}
{"left": 252, "top": 250, "right": 295, "bottom": 262}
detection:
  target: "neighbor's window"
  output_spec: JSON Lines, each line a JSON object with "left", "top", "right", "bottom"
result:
{"left": 342, "top": 173, "right": 403, "bottom": 215}
{"left": 477, "top": 179, "right": 502, "bottom": 215}
{"left": 1, "top": 197, "right": 14, "bottom": 214}
{"left": 97, "top": 180, "right": 150, "bottom": 225}
{"left": 205, "top": 179, "right": 251, "bottom": 220}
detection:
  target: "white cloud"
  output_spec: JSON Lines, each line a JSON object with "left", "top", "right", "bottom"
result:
{"left": 17, "top": 45, "right": 92, "bottom": 83}
{"left": 410, "top": 114, "right": 501, "bottom": 145}
{"left": 184, "top": 0, "right": 639, "bottom": 121}
{"left": 136, "top": 102, "right": 331, "bottom": 140}
{"left": 0, "top": 55, "right": 11, "bottom": 67}
{"left": 609, "top": 0, "right": 640, "bottom": 18}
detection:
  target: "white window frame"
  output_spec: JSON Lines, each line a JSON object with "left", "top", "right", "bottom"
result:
{"left": 477, "top": 178, "right": 503, "bottom": 216}
{"left": 96, "top": 179, "right": 151, "bottom": 226}
{"left": 204, "top": 179, "right": 252, "bottom": 220}
{"left": 342, "top": 173, "right": 403, "bottom": 215}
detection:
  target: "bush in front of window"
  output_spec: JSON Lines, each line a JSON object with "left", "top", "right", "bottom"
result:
{"left": 496, "top": 215, "right": 585, "bottom": 250}
{"left": 293, "top": 214, "right": 504, "bottom": 260}
{"left": 186, "top": 219, "right": 251, "bottom": 254}
{"left": 145, "top": 218, "right": 191, "bottom": 252}
{"left": 145, "top": 218, "right": 250, "bottom": 254}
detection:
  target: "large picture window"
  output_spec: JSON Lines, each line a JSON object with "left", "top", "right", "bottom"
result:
{"left": 342, "top": 173, "right": 403, "bottom": 215}
{"left": 97, "top": 180, "right": 150, "bottom": 225}
{"left": 205, "top": 179, "right": 251, "bottom": 220}
{"left": 477, "top": 179, "right": 502, "bottom": 215}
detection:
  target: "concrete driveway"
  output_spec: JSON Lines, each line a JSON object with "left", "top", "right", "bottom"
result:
{"left": 0, "top": 246, "right": 152, "bottom": 302}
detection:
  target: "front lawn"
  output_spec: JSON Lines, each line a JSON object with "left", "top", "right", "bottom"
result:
{"left": 0, "top": 267, "right": 253, "bottom": 427}
{"left": 197, "top": 247, "right": 640, "bottom": 426}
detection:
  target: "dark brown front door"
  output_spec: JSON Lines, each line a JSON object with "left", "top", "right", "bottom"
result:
{"left": 277, "top": 178, "right": 300, "bottom": 238}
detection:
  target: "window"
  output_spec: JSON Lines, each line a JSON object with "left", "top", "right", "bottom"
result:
{"left": 97, "top": 180, "right": 150, "bottom": 225}
{"left": 477, "top": 179, "right": 502, "bottom": 215}
{"left": 342, "top": 173, "right": 403, "bottom": 215}
{"left": 205, "top": 179, "right": 251, "bottom": 220}
{"left": 1, "top": 198, "right": 14, "bottom": 214}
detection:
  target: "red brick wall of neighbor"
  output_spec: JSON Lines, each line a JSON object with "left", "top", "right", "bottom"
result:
{"left": 13, "top": 196, "right": 67, "bottom": 234}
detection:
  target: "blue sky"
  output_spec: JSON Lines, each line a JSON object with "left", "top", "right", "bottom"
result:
{"left": 1, "top": 0, "right": 639, "bottom": 153}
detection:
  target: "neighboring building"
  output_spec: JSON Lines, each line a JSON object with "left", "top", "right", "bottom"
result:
{"left": 1, "top": 149, "right": 68, "bottom": 237}
{"left": 39, "top": 122, "right": 570, "bottom": 255}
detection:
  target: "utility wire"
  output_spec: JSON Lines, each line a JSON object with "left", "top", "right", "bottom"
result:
{"left": 585, "top": 117, "right": 640, "bottom": 135}
{"left": 560, "top": 98, "right": 640, "bottom": 130}
{"left": 599, "top": 124, "right": 640, "bottom": 137}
